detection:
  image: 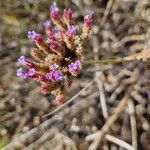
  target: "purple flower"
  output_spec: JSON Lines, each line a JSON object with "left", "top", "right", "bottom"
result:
{"left": 27, "top": 31, "right": 43, "bottom": 43}
{"left": 28, "top": 68, "right": 36, "bottom": 77}
{"left": 50, "top": 2, "right": 59, "bottom": 19}
{"left": 84, "top": 10, "right": 94, "bottom": 27}
{"left": 51, "top": 64, "right": 59, "bottom": 70}
{"left": 64, "top": 8, "right": 73, "bottom": 19}
{"left": 46, "top": 70, "right": 63, "bottom": 81}
{"left": 54, "top": 26, "right": 63, "bottom": 40}
{"left": 54, "top": 71, "right": 63, "bottom": 81}
{"left": 18, "top": 56, "right": 26, "bottom": 65}
{"left": 16, "top": 68, "right": 27, "bottom": 79}
{"left": 66, "top": 25, "right": 77, "bottom": 38}
{"left": 45, "top": 72, "right": 53, "bottom": 80}
{"left": 68, "top": 60, "right": 81, "bottom": 74}
{"left": 43, "top": 20, "right": 51, "bottom": 29}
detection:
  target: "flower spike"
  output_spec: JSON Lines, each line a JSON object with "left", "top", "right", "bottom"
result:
{"left": 17, "top": 2, "right": 94, "bottom": 104}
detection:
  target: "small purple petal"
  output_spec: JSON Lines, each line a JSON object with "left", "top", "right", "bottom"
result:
{"left": 18, "top": 56, "right": 26, "bottom": 65}
{"left": 45, "top": 72, "right": 53, "bottom": 80}
{"left": 27, "top": 31, "right": 36, "bottom": 39}
{"left": 43, "top": 20, "right": 51, "bottom": 28}
{"left": 66, "top": 25, "right": 77, "bottom": 37}
{"left": 27, "top": 30, "right": 42, "bottom": 43}
{"left": 16, "top": 68, "right": 27, "bottom": 79}
{"left": 68, "top": 60, "right": 81, "bottom": 74}
{"left": 54, "top": 71, "right": 63, "bottom": 81}
{"left": 46, "top": 70, "right": 63, "bottom": 81}
{"left": 50, "top": 1, "right": 59, "bottom": 12}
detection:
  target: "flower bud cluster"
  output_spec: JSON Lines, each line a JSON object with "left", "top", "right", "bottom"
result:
{"left": 17, "top": 2, "right": 94, "bottom": 104}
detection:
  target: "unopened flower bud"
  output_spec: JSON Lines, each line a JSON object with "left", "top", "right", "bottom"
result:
{"left": 55, "top": 94, "right": 64, "bottom": 104}
{"left": 64, "top": 8, "right": 73, "bottom": 19}
{"left": 84, "top": 10, "right": 94, "bottom": 27}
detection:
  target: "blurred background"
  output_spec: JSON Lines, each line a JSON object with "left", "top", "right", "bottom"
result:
{"left": 0, "top": 0, "right": 150, "bottom": 149}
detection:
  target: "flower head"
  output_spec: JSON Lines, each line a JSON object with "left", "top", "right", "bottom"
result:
{"left": 64, "top": 8, "right": 73, "bottom": 19}
{"left": 16, "top": 68, "right": 27, "bottom": 79}
{"left": 50, "top": 2, "right": 59, "bottom": 19}
{"left": 68, "top": 60, "right": 81, "bottom": 75}
{"left": 27, "top": 31, "right": 43, "bottom": 43}
{"left": 17, "top": 2, "right": 94, "bottom": 104}
{"left": 18, "top": 56, "right": 26, "bottom": 65}
{"left": 66, "top": 25, "right": 77, "bottom": 38}
{"left": 84, "top": 10, "right": 94, "bottom": 27}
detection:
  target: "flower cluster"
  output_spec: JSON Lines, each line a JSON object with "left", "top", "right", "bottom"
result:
{"left": 17, "top": 2, "right": 94, "bottom": 104}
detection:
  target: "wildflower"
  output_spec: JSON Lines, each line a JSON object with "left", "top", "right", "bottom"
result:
{"left": 18, "top": 56, "right": 26, "bottom": 65}
{"left": 54, "top": 26, "right": 63, "bottom": 40}
{"left": 43, "top": 20, "right": 51, "bottom": 30}
{"left": 50, "top": 2, "right": 59, "bottom": 19}
{"left": 68, "top": 60, "right": 81, "bottom": 75}
{"left": 17, "top": 2, "right": 94, "bottom": 103}
{"left": 16, "top": 68, "right": 27, "bottom": 79}
{"left": 27, "top": 31, "right": 43, "bottom": 43}
{"left": 66, "top": 25, "right": 77, "bottom": 38}
{"left": 63, "top": 8, "right": 73, "bottom": 19}
{"left": 84, "top": 10, "right": 94, "bottom": 27}
{"left": 53, "top": 71, "right": 63, "bottom": 81}
{"left": 46, "top": 70, "right": 63, "bottom": 81}
{"left": 28, "top": 68, "right": 36, "bottom": 77}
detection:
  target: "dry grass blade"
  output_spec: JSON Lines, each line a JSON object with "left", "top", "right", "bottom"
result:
{"left": 128, "top": 100, "right": 137, "bottom": 150}
{"left": 101, "top": 0, "right": 114, "bottom": 27}
{"left": 86, "top": 133, "right": 134, "bottom": 150}
{"left": 89, "top": 88, "right": 132, "bottom": 150}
